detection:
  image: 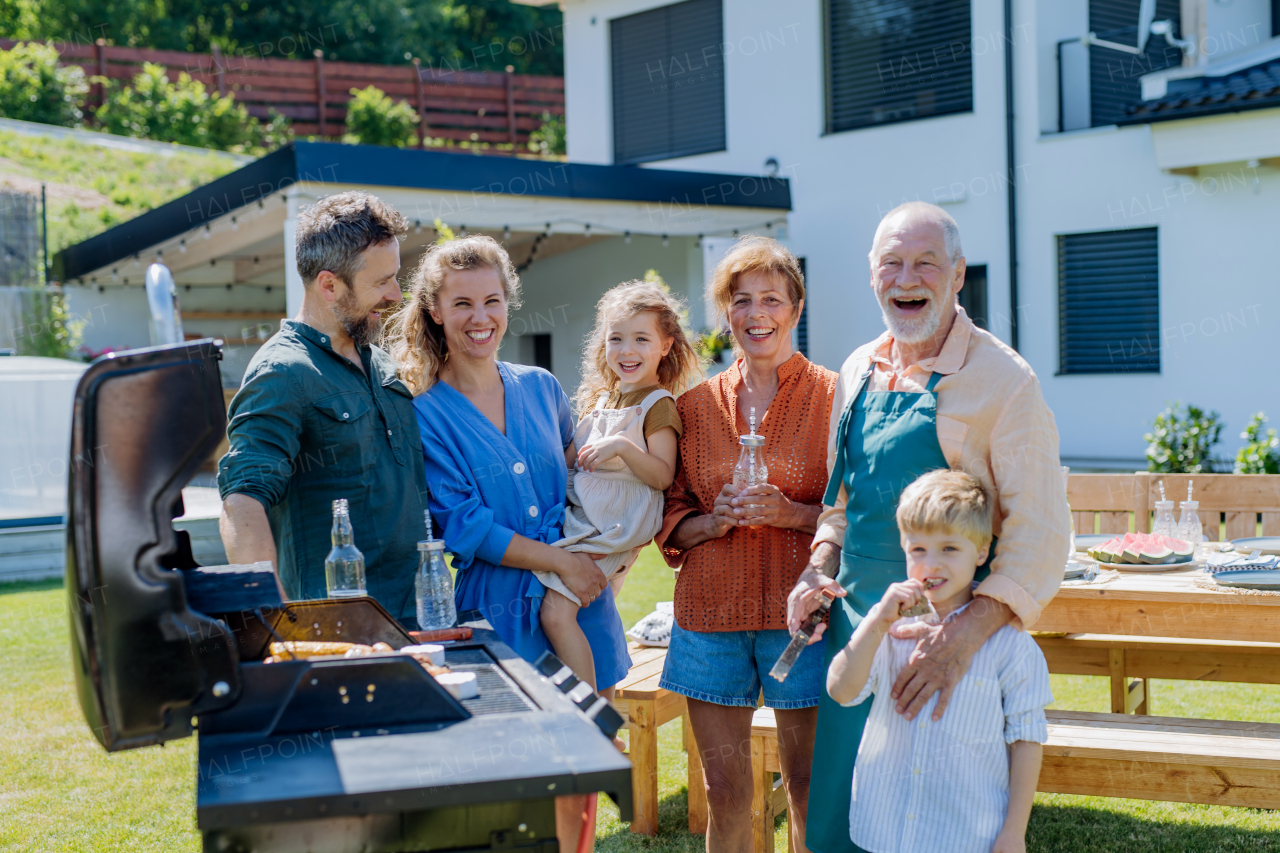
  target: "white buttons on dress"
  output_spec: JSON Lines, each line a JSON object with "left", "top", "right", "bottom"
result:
{"left": 321, "top": 336, "right": 327, "bottom": 343}
{"left": 513, "top": 462, "right": 526, "bottom": 474}
{"left": 528, "top": 505, "right": 539, "bottom": 518}
{"left": 386, "top": 430, "right": 393, "bottom": 436}
{"left": 343, "top": 412, "right": 350, "bottom": 419}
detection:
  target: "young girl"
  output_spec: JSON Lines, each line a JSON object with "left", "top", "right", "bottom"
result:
{"left": 537, "top": 281, "right": 703, "bottom": 687}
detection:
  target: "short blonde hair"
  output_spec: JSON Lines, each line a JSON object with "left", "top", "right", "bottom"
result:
{"left": 384, "top": 235, "right": 521, "bottom": 394}
{"left": 896, "top": 469, "right": 993, "bottom": 549}
{"left": 708, "top": 235, "right": 805, "bottom": 328}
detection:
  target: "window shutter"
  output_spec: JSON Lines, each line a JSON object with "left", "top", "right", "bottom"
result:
{"left": 1058, "top": 228, "right": 1159, "bottom": 375}
{"left": 611, "top": 0, "right": 726, "bottom": 164}
{"left": 1088, "top": 0, "right": 1182, "bottom": 127}
{"left": 826, "top": 0, "right": 973, "bottom": 134}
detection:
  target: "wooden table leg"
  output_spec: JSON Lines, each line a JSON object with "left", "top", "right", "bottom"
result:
{"left": 685, "top": 713, "right": 708, "bottom": 834}
{"left": 1108, "top": 649, "right": 1127, "bottom": 713}
{"left": 751, "top": 730, "right": 775, "bottom": 853}
{"left": 628, "top": 699, "right": 659, "bottom": 835}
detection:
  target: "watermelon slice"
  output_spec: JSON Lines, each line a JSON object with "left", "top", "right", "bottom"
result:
{"left": 1120, "top": 534, "right": 1145, "bottom": 564}
{"left": 1157, "top": 535, "right": 1194, "bottom": 559}
{"left": 1090, "top": 537, "right": 1124, "bottom": 563}
{"left": 1139, "top": 543, "right": 1175, "bottom": 564}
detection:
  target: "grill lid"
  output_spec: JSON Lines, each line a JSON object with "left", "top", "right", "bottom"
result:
{"left": 67, "top": 340, "right": 238, "bottom": 752}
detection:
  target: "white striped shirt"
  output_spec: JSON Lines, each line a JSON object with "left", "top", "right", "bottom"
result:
{"left": 842, "top": 605, "right": 1053, "bottom": 853}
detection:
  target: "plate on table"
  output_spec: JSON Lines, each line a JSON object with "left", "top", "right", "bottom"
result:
{"left": 1211, "top": 569, "right": 1280, "bottom": 590}
{"left": 1111, "top": 557, "right": 1194, "bottom": 573}
{"left": 1074, "top": 534, "right": 1111, "bottom": 552}
{"left": 1230, "top": 537, "right": 1280, "bottom": 556}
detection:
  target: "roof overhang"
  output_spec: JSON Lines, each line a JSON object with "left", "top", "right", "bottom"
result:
{"left": 54, "top": 142, "right": 791, "bottom": 285}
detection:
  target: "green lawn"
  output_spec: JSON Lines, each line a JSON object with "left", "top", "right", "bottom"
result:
{"left": 4, "top": 550, "right": 1280, "bottom": 852}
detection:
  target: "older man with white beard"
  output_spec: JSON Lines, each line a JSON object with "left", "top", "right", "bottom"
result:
{"left": 787, "top": 202, "right": 1069, "bottom": 853}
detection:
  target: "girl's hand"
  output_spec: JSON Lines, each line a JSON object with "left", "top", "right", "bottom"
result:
{"left": 991, "top": 829, "right": 1026, "bottom": 853}
{"left": 577, "top": 436, "right": 629, "bottom": 472}
{"left": 708, "top": 484, "right": 741, "bottom": 538}
{"left": 731, "top": 484, "right": 799, "bottom": 528}
{"left": 871, "top": 580, "right": 927, "bottom": 631}
{"left": 556, "top": 552, "right": 608, "bottom": 604}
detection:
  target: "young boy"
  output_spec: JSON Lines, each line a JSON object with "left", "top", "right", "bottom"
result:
{"left": 827, "top": 470, "right": 1052, "bottom": 853}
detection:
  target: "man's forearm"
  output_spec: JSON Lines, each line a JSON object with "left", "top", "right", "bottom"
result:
{"left": 220, "top": 493, "right": 278, "bottom": 568}
{"left": 808, "top": 540, "right": 840, "bottom": 579}
{"left": 959, "top": 595, "right": 1015, "bottom": 647}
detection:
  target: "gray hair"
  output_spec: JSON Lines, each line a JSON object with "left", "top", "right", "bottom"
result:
{"left": 296, "top": 191, "right": 408, "bottom": 286}
{"left": 870, "top": 201, "right": 963, "bottom": 264}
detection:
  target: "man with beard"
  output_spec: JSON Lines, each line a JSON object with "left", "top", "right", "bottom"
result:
{"left": 786, "top": 202, "right": 1069, "bottom": 852}
{"left": 217, "top": 191, "right": 430, "bottom": 621}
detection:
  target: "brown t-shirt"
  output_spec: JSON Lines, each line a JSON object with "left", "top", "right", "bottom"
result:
{"left": 600, "top": 385, "right": 683, "bottom": 440}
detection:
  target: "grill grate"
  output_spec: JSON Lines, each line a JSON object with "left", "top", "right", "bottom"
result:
{"left": 446, "top": 647, "right": 539, "bottom": 716}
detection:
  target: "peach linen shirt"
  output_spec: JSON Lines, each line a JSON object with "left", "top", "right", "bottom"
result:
{"left": 658, "top": 353, "right": 838, "bottom": 632}
{"left": 813, "top": 306, "right": 1070, "bottom": 628}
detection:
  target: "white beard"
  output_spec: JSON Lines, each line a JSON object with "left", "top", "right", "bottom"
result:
{"left": 878, "top": 291, "right": 947, "bottom": 344}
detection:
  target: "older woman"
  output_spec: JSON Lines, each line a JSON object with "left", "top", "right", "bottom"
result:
{"left": 388, "top": 236, "right": 629, "bottom": 848}
{"left": 656, "top": 236, "right": 837, "bottom": 853}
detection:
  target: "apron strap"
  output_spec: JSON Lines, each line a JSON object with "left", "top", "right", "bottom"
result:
{"left": 925, "top": 370, "right": 944, "bottom": 392}
{"left": 822, "top": 371, "right": 870, "bottom": 507}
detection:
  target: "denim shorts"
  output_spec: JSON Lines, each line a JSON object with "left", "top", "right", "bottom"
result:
{"left": 659, "top": 622, "right": 825, "bottom": 709}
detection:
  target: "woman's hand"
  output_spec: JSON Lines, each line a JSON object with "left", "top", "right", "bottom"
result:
{"left": 786, "top": 567, "right": 846, "bottom": 642}
{"left": 708, "top": 484, "right": 741, "bottom": 538}
{"left": 577, "top": 436, "right": 630, "bottom": 472}
{"left": 555, "top": 552, "right": 608, "bottom": 604}
{"left": 731, "top": 484, "right": 799, "bottom": 528}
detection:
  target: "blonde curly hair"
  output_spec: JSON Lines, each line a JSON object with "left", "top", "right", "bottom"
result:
{"left": 572, "top": 281, "right": 704, "bottom": 417}
{"left": 384, "top": 235, "right": 522, "bottom": 394}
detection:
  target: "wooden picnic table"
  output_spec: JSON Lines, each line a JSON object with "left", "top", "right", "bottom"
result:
{"left": 1036, "top": 566, "right": 1280, "bottom": 643}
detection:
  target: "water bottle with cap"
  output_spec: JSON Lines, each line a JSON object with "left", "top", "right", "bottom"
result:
{"left": 415, "top": 510, "right": 457, "bottom": 631}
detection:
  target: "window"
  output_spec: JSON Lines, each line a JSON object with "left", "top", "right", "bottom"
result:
{"left": 611, "top": 0, "right": 726, "bottom": 164}
{"left": 1058, "top": 228, "right": 1159, "bottom": 375}
{"left": 958, "top": 263, "right": 987, "bottom": 329}
{"left": 516, "top": 333, "right": 552, "bottom": 372}
{"left": 1087, "top": 0, "right": 1182, "bottom": 127}
{"left": 826, "top": 0, "right": 973, "bottom": 134}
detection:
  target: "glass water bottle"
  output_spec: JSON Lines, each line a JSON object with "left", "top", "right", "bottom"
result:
{"left": 1177, "top": 500, "right": 1205, "bottom": 552}
{"left": 733, "top": 407, "right": 769, "bottom": 490}
{"left": 415, "top": 510, "right": 456, "bottom": 631}
{"left": 1151, "top": 500, "right": 1178, "bottom": 539}
{"left": 325, "top": 498, "right": 367, "bottom": 598}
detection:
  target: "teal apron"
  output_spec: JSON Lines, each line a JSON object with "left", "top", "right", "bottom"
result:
{"left": 805, "top": 369, "right": 949, "bottom": 853}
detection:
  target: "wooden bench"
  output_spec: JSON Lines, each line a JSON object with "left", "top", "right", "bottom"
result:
{"left": 612, "top": 643, "right": 696, "bottom": 836}
{"left": 749, "top": 707, "right": 1280, "bottom": 832}
{"left": 1041, "top": 710, "right": 1280, "bottom": 809}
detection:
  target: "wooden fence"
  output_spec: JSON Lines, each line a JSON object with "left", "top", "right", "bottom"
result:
{"left": 1, "top": 39, "right": 565, "bottom": 146}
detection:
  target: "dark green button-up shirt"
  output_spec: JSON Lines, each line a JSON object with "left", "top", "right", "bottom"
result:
{"left": 217, "top": 319, "right": 429, "bottom": 620}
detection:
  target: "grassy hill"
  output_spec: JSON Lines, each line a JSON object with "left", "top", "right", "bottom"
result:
{"left": 0, "top": 127, "right": 243, "bottom": 261}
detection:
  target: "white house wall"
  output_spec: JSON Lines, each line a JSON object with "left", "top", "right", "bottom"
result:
{"left": 562, "top": 0, "right": 1280, "bottom": 467}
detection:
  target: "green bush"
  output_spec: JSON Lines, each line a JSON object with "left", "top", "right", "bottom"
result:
{"left": 96, "top": 63, "right": 290, "bottom": 153}
{"left": 18, "top": 287, "right": 83, "bottom": 359}
{"left": 0, "top": 42, "right": 88, "bottom": 127}
{"left": 528, "top": 111, "right": 565, "bottom": 156}
{"left": 1235, "top": 412, "right": 1280, "bottom": 474}
{"left": 343, "top": 86, "right": 418, "bottom": 147}
{"left": 1145, "top": 402, "right": 1223, "bottom": 474}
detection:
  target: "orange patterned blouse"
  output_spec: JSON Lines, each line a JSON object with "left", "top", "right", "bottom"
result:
{"left": 656, "top": 353, "right": 838, "bottom": 632}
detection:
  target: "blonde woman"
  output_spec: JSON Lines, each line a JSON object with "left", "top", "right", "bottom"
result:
{"left": 386, "top": 236, "right": 629, "bottom": 685}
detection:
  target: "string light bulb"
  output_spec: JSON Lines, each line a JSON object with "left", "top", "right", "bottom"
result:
{"left": 179, "top": 239, "right": 187, "bottom": 253}
{"left": 503, "top": 225, "right": 511, "bottom": 241}
{"left": 203, "top": 224, "right": 212, "bottom": 239}
{"left": 111, "top": 268, "right": 119, "bottom": 281}
{"left": 662, "top": 234, "right": 669, "bottom": 247}
{"left": 584, "top": 223, "right": 591, "bottom": 236}
{"left": 460, "top": 225, "right": 468, "bottom": 237}
{"left": 624, "top": 231, "right": 631, "bottom": 244}
{"left": 231, "top": 216, "right": 239, "bottom": 231}
{"left": 414, "top": 220, "right": 422, "bottom": 235}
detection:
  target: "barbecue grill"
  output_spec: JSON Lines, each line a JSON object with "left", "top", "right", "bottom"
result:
{"left": 66, "top": 340, "right": 632, "bottom": 852}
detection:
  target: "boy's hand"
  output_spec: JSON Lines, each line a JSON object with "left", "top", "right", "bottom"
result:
{"left": 871, "top": 579, "right": 927, "bottom": 630}
{"left": 991, "top": 829, "right": 1026, "bottom": 853}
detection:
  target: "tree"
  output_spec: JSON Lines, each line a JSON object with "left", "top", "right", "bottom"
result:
{"left": 34, "top": 0, "right": 564, "bottom": 75}
{"left": 1144, "top": 402, "right": 1223, "bottom": 474}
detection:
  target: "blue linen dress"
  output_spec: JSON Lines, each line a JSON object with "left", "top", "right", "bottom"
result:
{"left": 412, "top": 361, "right": 632, "bottom": 689}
